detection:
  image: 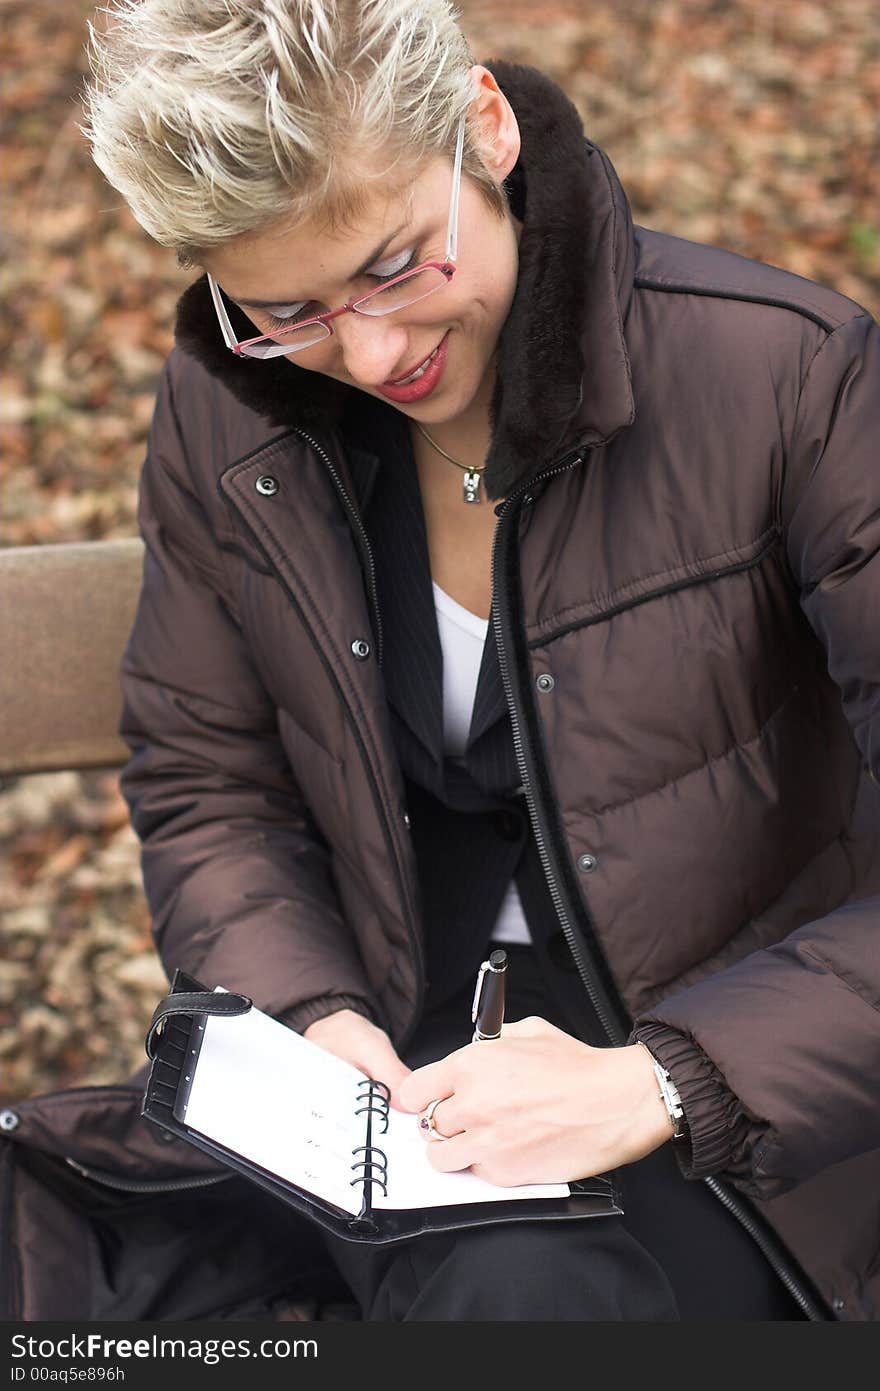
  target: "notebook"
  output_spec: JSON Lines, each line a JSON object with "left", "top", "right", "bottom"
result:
{"left": 141, "top": 971, "right": 623, "bottom": 1243}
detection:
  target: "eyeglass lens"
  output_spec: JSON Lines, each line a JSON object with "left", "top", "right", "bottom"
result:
{"left": 241, "top": 265, "right": 449, "bottom": 359}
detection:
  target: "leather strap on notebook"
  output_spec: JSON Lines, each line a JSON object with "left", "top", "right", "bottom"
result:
{"left": 145, "top": 991, "right": 252, "bottom": 1059}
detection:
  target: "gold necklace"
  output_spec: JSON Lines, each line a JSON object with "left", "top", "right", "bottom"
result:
{"left": 414, "top": 421, "right": 486, "bottom": 504}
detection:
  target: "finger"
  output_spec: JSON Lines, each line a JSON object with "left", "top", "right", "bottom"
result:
{"left": 379, "top": 1056, "right": 414, "bottom": 1113}
{"left": 423, "top": 1130, "right": 475, "bottom": 1174}
{"left": 416, "top": 1095, "right": 464, "bottom": 1141}
{"left": 500, "top": 1015, "right": 552, "bottom": 1038}
{"left": 352, "top": 1044, "right": 412, "bottom": 1112}
{"left": 398, "top": 1059, "right": 456, "bottom": 1114}
{"left": 302, "top": 1016, "right": 413, "bottom": 1111}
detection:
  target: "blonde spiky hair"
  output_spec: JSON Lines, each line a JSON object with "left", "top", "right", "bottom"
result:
{"left": 83, "top": 0, "right": 506, "bottom": 261}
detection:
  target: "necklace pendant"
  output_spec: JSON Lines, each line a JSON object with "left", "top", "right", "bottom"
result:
{"left": 463, "top": 469, "right": 482, "bottom": 504}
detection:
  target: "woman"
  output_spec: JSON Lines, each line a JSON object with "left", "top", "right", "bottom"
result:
{"left": 83, "top": 0, "right": 880, "bottom": 1320}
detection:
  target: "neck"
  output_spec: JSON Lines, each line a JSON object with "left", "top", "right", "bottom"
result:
{"left": 408, "top": 353, "right": 497, "bottom": 472}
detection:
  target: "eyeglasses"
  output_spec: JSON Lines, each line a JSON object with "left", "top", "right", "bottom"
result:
{"left": 208, "top": 114, "right": 466, "bottom": 361}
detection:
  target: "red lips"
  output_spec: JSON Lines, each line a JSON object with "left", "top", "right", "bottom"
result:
{"left": 378, "top": 331, "right": 450, "bottom": 404}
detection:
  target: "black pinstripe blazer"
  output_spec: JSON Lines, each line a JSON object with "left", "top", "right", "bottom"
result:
{"left": 342, "top": 396, "right": 593, "bottom": 1029}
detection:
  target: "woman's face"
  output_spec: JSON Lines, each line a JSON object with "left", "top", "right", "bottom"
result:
{"left": 202, "top": 153, "right": 521, "bottom": 429}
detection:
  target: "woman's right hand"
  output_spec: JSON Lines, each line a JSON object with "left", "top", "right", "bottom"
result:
{"left": 304, "top": 1008, "right": 412, "bottom": 1111}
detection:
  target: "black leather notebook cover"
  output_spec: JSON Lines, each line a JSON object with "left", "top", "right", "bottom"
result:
{"left": 141, "top": 970, "right": 624, "bottom": 1244}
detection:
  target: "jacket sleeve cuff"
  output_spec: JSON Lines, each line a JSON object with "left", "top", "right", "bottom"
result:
{"left": 276, "top": 994, "right": 379, "bottom": 1035}
{"left": 628, "top": 1020, "right": 749, "bottom": 1180}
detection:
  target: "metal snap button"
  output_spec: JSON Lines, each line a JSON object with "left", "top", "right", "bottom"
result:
{"left": 577, "top": 853, "right": 598, "bottom": 873}
{"left": 832, "top": 1296, "right": 846, "bottom": 1312}
{"left": 0, "top": 1109, "right": 20, "bottom": 1132}
{"left": 351, "top": 639, "right": 371, "bottom": 660}
{"left": 536, "top": 673, "right": 555, "bottom": 693}
{"left": 403, "top": 812, "right": 411, "bottom": 829}
{"left": 255, "top": 475, "right": 279, "bottom": 496}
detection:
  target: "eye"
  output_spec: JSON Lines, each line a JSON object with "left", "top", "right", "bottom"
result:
{"left": 262, "top": 303, "right": 315, "bottom": 330}
{"left": 254, "top": 244, "right": 422, "bottom": 332}
{"left": 368, "top": 248, "right": 419, "bottom": 283}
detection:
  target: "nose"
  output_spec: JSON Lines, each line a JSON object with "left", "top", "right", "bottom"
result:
{"left": 332, "top": 311, "right": 410, "bottom": 387}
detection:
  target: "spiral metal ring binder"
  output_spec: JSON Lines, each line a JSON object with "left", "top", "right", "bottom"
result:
{"left": 348, "top": 1079, "right": 393, "bottom": 1226}
{"left": 350, "top": 1145, "right": 389, "bottom": 1198}
{"left": 346, "top": 1078, "right": 391, "bottom": 1228}
{"left": 355, "top": 1078, "right": 390, "bottom": 1134}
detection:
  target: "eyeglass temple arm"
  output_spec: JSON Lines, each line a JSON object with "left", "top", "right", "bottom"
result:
{"left": 207, "top": 272, "right": 239, "bottom": 350}
{"left": 445, "top": 113, "right": 467, "bottom": 266}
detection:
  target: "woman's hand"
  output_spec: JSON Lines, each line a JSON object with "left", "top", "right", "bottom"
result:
{"left": 397, "top": 1016, "right": 674, "bottom": 1185}
{"left": 304, "top": 1008, "right": 412, "bottom": 1110}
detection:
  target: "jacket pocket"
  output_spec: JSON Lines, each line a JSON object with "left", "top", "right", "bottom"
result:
{"left": 530, "top": 528, "right": 782, "bottom": 648}
{"left": 63, "top": 1157, "right": 230, "bottom": 1194}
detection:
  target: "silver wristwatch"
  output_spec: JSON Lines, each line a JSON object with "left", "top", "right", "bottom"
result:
{"left": 649, "top": 1057, "right": 689, "bottom": 1142}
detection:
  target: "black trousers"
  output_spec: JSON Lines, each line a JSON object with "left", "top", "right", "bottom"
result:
{"left": 322, "top": 946, "right": 806, "bottom": 1321}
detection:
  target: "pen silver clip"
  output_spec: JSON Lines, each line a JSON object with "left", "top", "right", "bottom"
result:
{"left": 471, "top": 960, "right": 490, "bottom": 1025}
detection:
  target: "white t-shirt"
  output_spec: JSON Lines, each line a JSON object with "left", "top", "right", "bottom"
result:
{"left": 433, "top": 583, "right": 531, "bottom": 945}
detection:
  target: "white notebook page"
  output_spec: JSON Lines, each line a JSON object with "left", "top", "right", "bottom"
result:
{"left": 179, "top": 1007, "right": 365, "bottom": 1214}
{"left": 179, "top": 1003, "right": 568, "bottom": 1215}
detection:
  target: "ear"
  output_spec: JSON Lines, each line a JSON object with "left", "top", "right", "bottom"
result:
{"left": 467, "top": 64, "right": 521, "bottom": 183}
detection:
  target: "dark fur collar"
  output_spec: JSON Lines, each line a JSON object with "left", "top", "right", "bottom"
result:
{"left": 175, "top": 61, "right": 635, "bottom": 499}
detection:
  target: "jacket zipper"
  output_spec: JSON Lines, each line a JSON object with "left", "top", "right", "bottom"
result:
{"left": 492, "top": 452, "right": 626, "bottom": 1041}
{"left": 290, "top": 428, "right": 425, "bottom": 1040}
{"left": 491, "top": 454, "right": 829, "bottom": 1322}
{"left": 225, "top": 431, "right": 425, "bottom": 1044}
{"left": 292, "top": 428, "right": 385, "bottom": 668}
{"left": 63, "top": 1157, "right": 230, "bottom": 1193}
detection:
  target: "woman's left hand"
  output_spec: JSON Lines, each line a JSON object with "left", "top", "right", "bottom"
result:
{"left": 397, "top": 1017, "right": 675, "bottom": 1186}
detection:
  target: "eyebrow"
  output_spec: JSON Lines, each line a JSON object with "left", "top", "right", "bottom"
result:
{"left": 234, "top": 223, "right": 409, "bottom": 309}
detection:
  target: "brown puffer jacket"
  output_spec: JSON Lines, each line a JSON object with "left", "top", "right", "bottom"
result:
{"left": 109, "top": 63, "right": 880, "bottom": 1318}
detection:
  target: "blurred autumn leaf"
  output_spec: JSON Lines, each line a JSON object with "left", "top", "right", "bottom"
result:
{"left": 1, "top": 0, "right": 878, "bottom": 1100}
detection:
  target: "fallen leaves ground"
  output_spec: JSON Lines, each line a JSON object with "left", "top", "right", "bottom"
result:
{"left": 1, "top": 0, "right": 878, "bottom": 1102}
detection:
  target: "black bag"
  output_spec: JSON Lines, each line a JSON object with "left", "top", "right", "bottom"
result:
{"left": 0, "top": 1071, "right": 351, "bottom": 1321}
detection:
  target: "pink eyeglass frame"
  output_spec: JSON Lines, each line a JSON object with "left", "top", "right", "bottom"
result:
{"left": 208, "top": 112, "right": 467, "bottom": 358}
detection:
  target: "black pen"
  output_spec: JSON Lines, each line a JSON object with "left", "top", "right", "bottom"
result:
{"left": 471, "top": 948, "right": 508, "bottom": 1041}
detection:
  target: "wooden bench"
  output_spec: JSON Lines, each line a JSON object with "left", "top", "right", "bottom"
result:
{"left": 0, "top": 539, "right": 144, "bottom": 779}
{"left": 0, "top": 537, "right": 358, "bottom": 1319}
